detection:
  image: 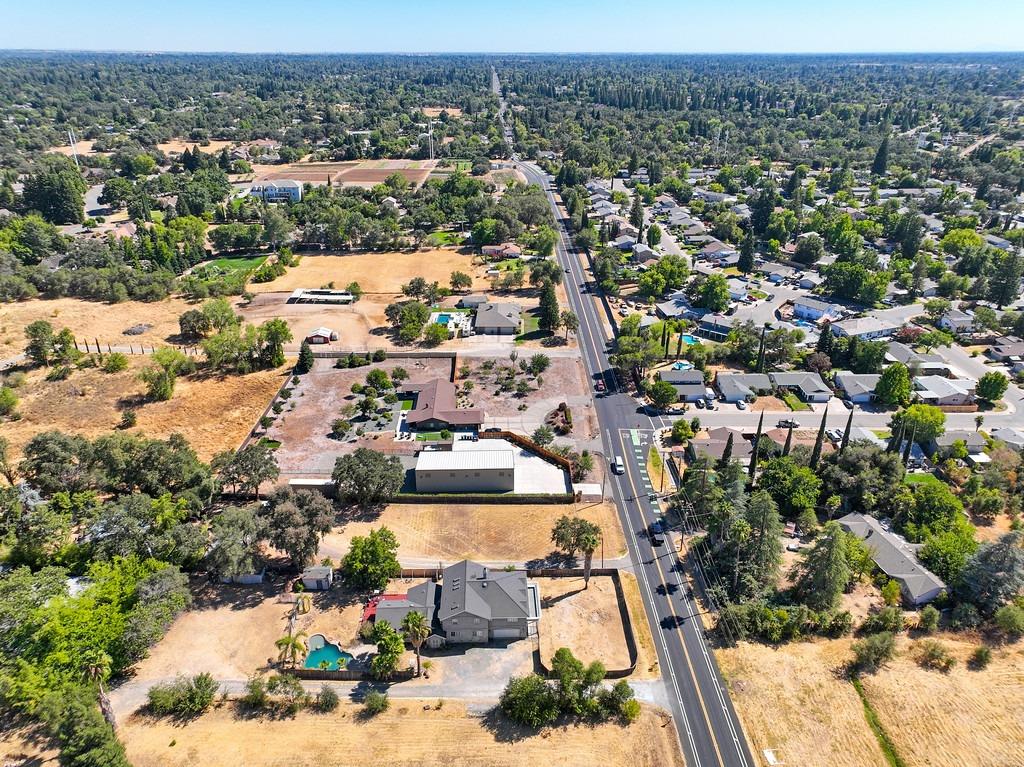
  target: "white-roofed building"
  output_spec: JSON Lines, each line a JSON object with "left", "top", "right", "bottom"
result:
{"left": 415, "top": 445, "right": 515, "bottom": 493}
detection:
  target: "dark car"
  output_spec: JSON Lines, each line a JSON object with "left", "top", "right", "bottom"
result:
{"left": 650, "top": 535, "right": 665, "bottom": 547}
{"left": 694, "top": 399, "right": 706, "bottom": 409}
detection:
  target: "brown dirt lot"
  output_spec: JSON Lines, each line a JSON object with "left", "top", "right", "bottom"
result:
{"left": 157, "top": 139, "right": 234, "bottom": 156}
{"left": 0, "top": 296, "right": 195, "bottom": 360}
{"left": 119, "top": 700, "right": 683, "bottom": 767}
{"left": 2, "top": 358, "right": 284, "bottom": 462}
{"left": 246, "top": 250, "right": 490, "bottom": 296}
{"left": 422, "top": 107, "right": 463, "bottom": 118}
{"left": 537, "top": 575, "right": 634, "bottom": 675}
{"left": 238, "top": 291, "right": 391, "bottom": 352}
{"left": 718, "top": 635, "right": 1024, "bottom": 767}
{"left": 257, "top": 160, "right": 438, "bottom": 189}
{"left": 129, "top": 581, "right": 292, "bottom": 685}
{"left": 318, "top": 502, "right": 627, "bottom": 564}
{"left": 0, "top": 722, "right": 58, "bottom": 766}
{"left": 267, "top": 357, "right": 453, "bottom": 475}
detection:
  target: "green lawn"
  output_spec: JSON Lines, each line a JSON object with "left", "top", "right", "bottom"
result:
{"left": 415, "top": 431, "right": 446, "bottom": 441}
{"left": 872, "top": 429, "right": 892, "bottom": 439}
{"left": 515, "top": 313, "right": 542, "bottom": 343}
{"left": 905, "top": 472, "right": 943, "bottom": 487}
{"left": 400, "top": 399, "right": 414, "bottom": 411}
{"left": 258, "top": 438, "right": 281, "bottom": 449}
{"left": 494, "top": 258, "right": 524, "bottom": 272}
{"left": 204, "top": 254, "right": 267, "bottom": 275}
{"left": 781, "top": 391, "right": 811, "bottom": 411}
{"left": 452, "top": 160, "right": 473, "bottom": 171}
{"left": 426, "top": 230, "right": 463, "bottom": 247}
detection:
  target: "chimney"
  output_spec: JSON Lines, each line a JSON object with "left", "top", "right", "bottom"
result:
{"left": 481, "top": 567, "right": 488, "bottom": 580}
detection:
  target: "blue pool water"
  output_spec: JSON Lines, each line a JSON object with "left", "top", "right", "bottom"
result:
{"left": 435, "top": 313, "right": 452, "bottom": 324}
{"left": 680, "top": 334, "right": 698, "bottom": 345}
{"left": 672, "top": 361, "right": 694, "bottom": 371}
{"left": 305, "top": 643, "right": 354, "bottom": 671}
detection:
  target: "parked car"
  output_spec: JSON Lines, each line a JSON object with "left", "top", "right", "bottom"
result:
{"left": 595, "top": 380, "right": 606, "bottom": 392}
{"left": 737, "top": 400, "right": 748, "bottom": 410}
{"left": 650, "top": 535, "right": 665, "bottom": 547}
{"left": 612, "top": 456, "right": 625, "bottom": 474}
{"left": 777, "top": 418, "right": 800, "bottom": 428}
{"left": 695, "top": 399, "right": 706, "bottom": 409}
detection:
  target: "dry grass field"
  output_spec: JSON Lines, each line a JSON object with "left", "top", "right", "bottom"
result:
{"left": 538, "top": 575, "right": 634, "bottom": 674}
{"left": 246, "top": 250, "right": 489, "bottom": 296}
{"left": 861, "top": 636, "right": 1024, "bottom": 767}
{"left": 157, "top": 139, "right": 233, "bottom": 156}
{"left": 318, "top": 502, "right": 626, "bottom": 565}
{"left": 119, "top": 700, "right": 683, "bottom": 767}
{"left": 0, "top": 296, "right": 195, "bottom": 360}
{"left": 256, "top": 159, "right": 438, "bottom": 188}
{"left": 718, "top": 635, "right": 1024, "bottom": 767}
{"left": 2, "top": 357, "right": 284, "bottom": 461}
{"left": 422, "top": 107, "right": 463, "bottom": 118}
{"left": 717, "top": 639, "right": 887, "bottom": 767}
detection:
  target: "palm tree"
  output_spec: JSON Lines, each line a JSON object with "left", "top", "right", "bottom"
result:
{"left": 296, "top": 593, "right": 312, "bottom": 615}
{"left": 579, "top": 527, "right": 601, "bottom": 588}
{"left": 401, "top": 611, "right": 431, "bottom": 677}
{"left": 275, "top": 630, "right": 308, "bottom": 668}
{"left": 83, "top": 650, "right": 116, "bottom": 732}
{"left": 975, "top": 414, "right": 984, "bottom": 432}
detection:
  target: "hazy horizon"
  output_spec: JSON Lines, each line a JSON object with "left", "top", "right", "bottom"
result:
{"left": 3, "top": 0, "right": 1024, "bottom": 55}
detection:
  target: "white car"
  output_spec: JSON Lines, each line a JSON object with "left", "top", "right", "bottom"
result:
{"left": 737, "top": 400, "right": 748, "bottom": 410}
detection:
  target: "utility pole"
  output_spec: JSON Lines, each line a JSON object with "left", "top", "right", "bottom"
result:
{"left": 67, "top": 128, "right": 80, "bottom": 168}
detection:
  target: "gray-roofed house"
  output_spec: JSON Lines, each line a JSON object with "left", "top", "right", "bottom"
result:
{"left": 831, "top": 316, "right": 903, "bottom": 340}
{"left": 657, "top": 368, "right": 706, "bottom": 402}
{"left": 914, "top": 376, "right": 976, "bottom": 406}
{"left": 838, "top": 513, "right": 945, "bottom": 605}
{"left": 300, "top": 565, "right": 334, "bottom": 591}
{"left": 938, "top": 308, "right": 977, "bottom": 334}
{"left": 885, "top": 342, "right": 949, "bottom": 376}
{"left": 769, "top": 372, "right": 833, "bottom": 403}
{"left": 793, "top": 297, "right": 843, "bottom": 322}
{"left": 655, "top": 291, "right": 695, "bottom": 320}
{"left": 437, "top": 560, "right": 540, "bottom": 642}
{"left": 688, "top": 427, "right": 752, "bottom": 464}
{"left": 372, "top": 580, "right": 439, "bottom": 633}
{"left": 715, "top": 373, "right": 772, "bottom": 403}
{"left": 834, "top": 371, "right": 881, "bottom": 404}
{"left": 250, "top": 179, "right": 303, "bottom": 203}
{"left": 698, "top": 313, "right": 736, "bottom": 341}
{"left": 989, "top": 427, "right": 1024, "bottom": 450}
{"left": 929, "top": 430, "right": 987, "bottom": 457}
{"left": 474, "top": 302, "right": 522, "bottom": 335}
{"left": 457, "top": 294, "right": 488, "bottom": 309}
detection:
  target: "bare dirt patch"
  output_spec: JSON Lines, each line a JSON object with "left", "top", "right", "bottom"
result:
{"left": 0, "top": 297, "right": 195, "bottom": 360}
{"left": 257, "top": 159, "right": 438, "bottom": 189}
{"left": 268, "top": 357, "right": 453, "bottom": 476}
{"left": 119, "top": 700, "right": 683, "bottom": 767}
{"left": 246, "top": 250, "right": 489, "bottom": 296}
{"left": 538, "top": 575, "right": 633, "bottom": 673}
{"left": 717, "top": 639, "right": 886, "bottom": 767}
{"left": 156, "top": 139, "right": 233, "bottom": 156}
{"left": 422, "top": 107, "right": 464, "bottom": 118}
{"left": 128, "top": 581, "right": 292, "bottom": 686}
{"left": 319, "top": 501, "right": 626, "bottom": 564}
{"left": 0, "top": 722, "right": 58, "bottom": 766}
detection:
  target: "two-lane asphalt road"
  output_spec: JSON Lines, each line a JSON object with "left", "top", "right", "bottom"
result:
{"left": 515, "top": 159, "right": 754, "bottom": 767}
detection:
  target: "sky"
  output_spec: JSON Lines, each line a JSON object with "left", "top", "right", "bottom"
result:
{"left": 2, "top": 0, "right": 1023, "bottom": 54}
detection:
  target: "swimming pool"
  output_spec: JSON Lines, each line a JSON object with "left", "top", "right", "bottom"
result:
{"left": 680, "top": 334, "right": 698, "bottom": 345}
{"left": 435, "top": 313, "right": 452, "bottom": 324}
{"left": 305, "top": 634, "right": 353, "bottom": 671}
{"left": 671, "top": 361, "right": 694, "bottom": 371}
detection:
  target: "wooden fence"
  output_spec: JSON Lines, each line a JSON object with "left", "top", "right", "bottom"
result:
{"left": 479, "top": 429, "right": 574, "bottom": 473}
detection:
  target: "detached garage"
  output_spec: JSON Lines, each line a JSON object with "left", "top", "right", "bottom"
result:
{"left": 305, "top": 326, "right": 337, "bottom": 344}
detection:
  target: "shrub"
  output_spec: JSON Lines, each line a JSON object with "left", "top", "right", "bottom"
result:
{"left": 851, "top": 631, "right": 896, "bottom": 672}
{"left": 363, "top": 690, "right": 390, "bottom": 715}
{"left": 950, "top": 602, "right": 982, "bottom": 630}
{"left": 372, "top": 349, "right": 387, "bottom": 362}
{"left": 46, "top": 365, "right": 72, "bottom": 381}
{"left": 969, "top": 645, "right": 992, "bottom": 669}
{"left": 918, "top": 605, "right": 940, "bottom": 633}
{"left": 499, "top": 674, "right": 558, "bottom": 727}
{"left": 267, "top": 674, "right": 308, "bottom": 714}
{"left": 119, "top": 409, "right": 137, "bottom": 429}
{"left": 240, "top": 674, "right": 269, "bottom": 710}
{"left": 0, "top": 386, "right": 17, "bottom": 416}
{"left": 994, "top": 604, "right": 1024, "bottom": 637}
{"left": 102, "top": 352, "right": 129, "bottom": 373}
{"left": 860, "top": 606, "right": 905, "bottom": 635}
{"left": 147, "top": 673, "right": 218, "bottom": 717}
{"left": 917, "top": 639, "right": 956, "bottom": 672}
{"left": 620, "top": 697, "right": 641, "bottom": 723}
{"left": 314, "top": 684, "right": 340, "bottom": 712}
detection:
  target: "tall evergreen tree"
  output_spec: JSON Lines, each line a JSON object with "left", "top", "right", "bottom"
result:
{"left": 810, "top": 407, "right": 828, "bottom": 469}
{"left": 538, "top": 281, "right": 560, "bottom": 333}
{"left": 988, "top": 251, "right": 1024, "bottom": 309}
{"left": 749, "top": 411, "right": 764, "bottom": 479}
{"left": 629, "top": 194, "right": 645, "bottom": 232}
{"left": 741, "top": 489, "right": 784, "bottom": 597}
{"left": 717, "top": 432, "right": 735, "bottom": 470}
{"left": 871, "top": 133, "right": 890, "bottom": 176}
{"left": 792, "top": 521, "right": 851, "bottom": 611}
{"left": 738, "top": 228, "right": 756, "bottom": 274}
{"left": 840, "top": 408, "right": 854, "bottom": 453}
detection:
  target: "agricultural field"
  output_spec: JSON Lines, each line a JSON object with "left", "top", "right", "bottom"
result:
{"left": 718, "top": 635, "right": 1024, "bottom": 767}
{"left": 256, "top": 159, "right": 439, "bottom": 189}
{"left": 117, "top": 700, "right": 684, "bottom": 767}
